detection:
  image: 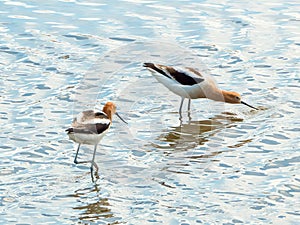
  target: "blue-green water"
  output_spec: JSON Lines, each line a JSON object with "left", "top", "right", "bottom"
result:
{"left": 0, "top": 0, "right": 299, "bottom": 224}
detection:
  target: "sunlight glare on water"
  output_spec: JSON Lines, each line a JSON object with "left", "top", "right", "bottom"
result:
{"left": 0, "top": 0, "right": 299, "bottom": 224}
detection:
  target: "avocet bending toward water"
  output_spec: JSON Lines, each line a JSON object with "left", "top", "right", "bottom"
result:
{"left": 143, "top": 63, "right": 258, "bottom": 113}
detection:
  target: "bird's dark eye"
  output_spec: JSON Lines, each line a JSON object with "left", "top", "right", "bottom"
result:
{"left": 235, "top": 96, "right": 240, "bottom": 100}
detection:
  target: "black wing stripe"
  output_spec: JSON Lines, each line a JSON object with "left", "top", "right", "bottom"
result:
{"left": 66, "top": 123, "right": 110, "bottom": 134}
{"left": 144, "top": 63, "right": 204, "bottom": 86}
{"left": 143, "top": 63, "right": 173, "bottom": 80}
{"left": 94, "top": 112, "right": 107, "bottom": 117}
{"left": 95, "top": 123, "right": 110, "bottom": 134}
{"left": 66, "top": 128, "right": 74, "bottom": 133}
{"left": 167, "top": 67, "right": 204, "bottom": 86}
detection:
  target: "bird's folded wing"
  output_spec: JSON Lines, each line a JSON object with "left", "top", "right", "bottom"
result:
{"left": 165, "top": 66, "right": 205, "bottom": 86}
{"left": 66, "top": 123, "right": 110, "bottom": 134}
{"left": 144, "top": 63, "right": 204, "bottom": 86}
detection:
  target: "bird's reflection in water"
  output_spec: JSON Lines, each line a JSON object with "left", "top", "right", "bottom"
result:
{"left": 72, "top": 184, "right": 116, "bottom": 223}
{"left": 155, "top": 112, "right": 244, "bottom": 153}
{"left": 152, "top": 112, "right": 245, "bottom": 179}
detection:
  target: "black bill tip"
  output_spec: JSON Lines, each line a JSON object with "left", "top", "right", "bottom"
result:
{"left": 115, "top": 112, "right": 128, "bottom": 124}
{"left": 241, "top": 101, "right": 259, "bottom": 110}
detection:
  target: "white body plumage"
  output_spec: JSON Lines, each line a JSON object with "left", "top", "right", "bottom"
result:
{"left": 66, "top": 110, "right": 111, "bottom": 145}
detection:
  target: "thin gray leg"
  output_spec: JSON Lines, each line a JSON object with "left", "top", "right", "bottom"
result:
{"left": 90, "top": 144, "right": 99, "bottom": 182}
{"left": 74, "top": 143, "right": 81, "bottom": 164}
{"left": 187, "top": 99, "right": 191, "bottom": 112}
{"left": 74, "top": 144, "right": 95, "bottom": 165}
{"left": 179, "top": 97, "right": 184, "bottom": 114}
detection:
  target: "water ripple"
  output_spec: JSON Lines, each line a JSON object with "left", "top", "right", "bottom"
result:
{"left": 0, "top": 0, "right": 299, "bottom": 224}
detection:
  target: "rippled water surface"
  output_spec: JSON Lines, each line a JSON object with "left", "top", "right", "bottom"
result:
{"left": 1, "top": 0, "right": 299, "bottom": 224}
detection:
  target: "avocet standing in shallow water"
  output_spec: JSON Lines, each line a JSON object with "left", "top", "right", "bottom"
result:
{"left": 143, "top": 63, "right": 258, "bottom": 113}
{"left": 66, "top": 102, "right": 127, "bottom": 181}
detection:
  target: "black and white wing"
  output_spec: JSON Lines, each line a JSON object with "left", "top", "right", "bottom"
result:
{"left": 65, "top": 123, "right": 110, "bottom": 134}
{"left": 143, "top": 63, "right": 205, "bottom": 86}
{"left": 66, "top": 110, "right": 110, "bottom": 134}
